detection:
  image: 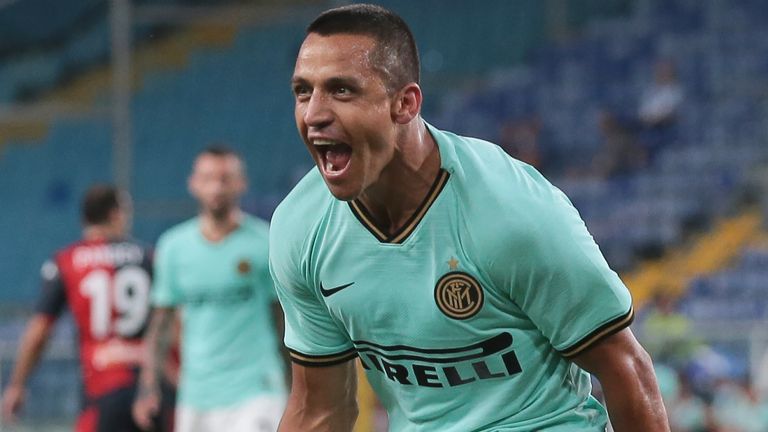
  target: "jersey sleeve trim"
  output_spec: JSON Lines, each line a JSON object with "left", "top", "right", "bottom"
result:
{"left": 288, "top": 348, "right": 358, "bottom": 367}
{"left": 558, "top": 305, "right": 635, "bottom": 359}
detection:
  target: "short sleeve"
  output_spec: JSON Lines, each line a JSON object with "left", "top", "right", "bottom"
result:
{"left": 34, "top": 259, "right": 67, "bottom": 319}
{"left": 259, "top": 266, "right": 278, "bottom": 302}
{"left": 151, "top": 234, "right": 182, "bottom": 307}
{"left": 498, "top": 181, "right": 633, "bottom": 359}
{"left": 269, "top": 228, "right": 355, "bottom": 367}
{"left": 257, "top": 243, "right": 278, "bottom": 302}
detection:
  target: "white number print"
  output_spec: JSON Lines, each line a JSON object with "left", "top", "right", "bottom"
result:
{"left": 80, "top": 266, "right": 150, "bottom": 339}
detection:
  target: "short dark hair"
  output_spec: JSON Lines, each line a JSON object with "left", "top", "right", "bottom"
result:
{"left": 82, "top": 184, "right": 122, "bottom": 225}
{"left": 197, "top": 145, "right": 246, "bottom": 173}
{"left": 307, "top": 3, "right": 419, "bottom": 91}
{"left": 200, "top": 145, "right": 241, "bottom": 159}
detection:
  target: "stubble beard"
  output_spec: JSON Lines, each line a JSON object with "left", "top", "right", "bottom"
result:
{"left": 206, "top": 202, "right": 234, "bottom": 221}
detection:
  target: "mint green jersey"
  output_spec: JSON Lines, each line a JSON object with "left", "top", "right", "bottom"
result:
{"left": 270, "top": 124, "right": 633, "bottom": 431}
{"left": 152, "top": 215, "right": 286, "bottom": 409}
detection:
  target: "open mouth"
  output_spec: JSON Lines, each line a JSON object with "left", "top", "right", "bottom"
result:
{"left": 314, "top": 139, "right": 352, "bottom": 176}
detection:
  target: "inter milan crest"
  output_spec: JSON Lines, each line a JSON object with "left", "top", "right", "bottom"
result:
{"left": 237, "top": 259, "right": 252, "bottom": 274}
{"left": 434, "top": 257, "right": 484, "bottom": 320}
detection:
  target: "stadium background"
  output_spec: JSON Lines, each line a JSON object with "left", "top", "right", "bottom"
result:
{"left": 0, "top": 0, "right": 767, "bottom": 430}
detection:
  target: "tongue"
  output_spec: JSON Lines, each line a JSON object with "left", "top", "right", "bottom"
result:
{"left": 326, "top": 145, "right": 352, "bottom": 171}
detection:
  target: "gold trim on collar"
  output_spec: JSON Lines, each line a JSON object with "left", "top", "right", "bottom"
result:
{"left": 349, "top": 169, "right": 450, "bottom": 244}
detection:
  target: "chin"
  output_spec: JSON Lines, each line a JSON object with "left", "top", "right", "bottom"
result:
{"left": 209, "top": 206, "right": 231, "bottom": 219}
{"left": 323, "top": 180, "right": 360, "bottom": 202}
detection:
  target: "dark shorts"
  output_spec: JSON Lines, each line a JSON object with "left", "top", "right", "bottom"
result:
{"left": 76, "top": 381, "right": 176, "bottom": 432}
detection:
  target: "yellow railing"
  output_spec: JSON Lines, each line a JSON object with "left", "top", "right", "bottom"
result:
{"left": 623, "top": 209, "right": 763, "bottom": 306}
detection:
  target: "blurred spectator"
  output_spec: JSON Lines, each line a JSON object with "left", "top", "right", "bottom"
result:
{"left": 757, "top": 344, "right": 768, "bottom": 398}
{"left": 594, "top": 59, "right": 684, "bottom": 177}
{"left": 710, "top": 378, "right": 768, "bottom": 432}
{"left": 655, "top": 362, "right": 681, "bottom": 403}
{"left": 660, "top": 367, "right": 709, "bottom": 432}
{"left": 498, "top": 116, "right": 547, "bottom": 171}
{"left": 592, "top": 112, "right": 647, "bottom": 177}
{"left": 640, "top": 291, "right": 699, "bottom": 366}
{"left": 637, "top": 60, "right": 684, "bottom": 129}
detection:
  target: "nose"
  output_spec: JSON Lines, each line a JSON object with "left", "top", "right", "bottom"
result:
{"left": 303, "top": 92, "right": 333, "bottom": 130}
{"left": 208, "top": 177, "right": 227, "bottom": 194}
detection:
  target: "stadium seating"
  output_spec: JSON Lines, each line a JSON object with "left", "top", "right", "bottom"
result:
{"left": 436, "top": 0, "right": 768, "bottom": 271}
{"left": 1, "top": 0, "right": 767, "bottom": 427}
{"left": 683, "top": 247, "right": 768, "bottom": 321}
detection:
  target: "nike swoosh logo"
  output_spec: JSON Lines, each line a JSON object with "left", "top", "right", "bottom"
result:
{"left": 320, "top": 282, "right": 355, "bottom": 297}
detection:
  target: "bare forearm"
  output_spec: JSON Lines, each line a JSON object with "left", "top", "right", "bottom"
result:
{"left": 8, "top": 316, "right": 53, "bottom": 387}
{"left": 279, "top": 395, "right": 358, "bottom": 432}
{"left": 278, "top": 362, "right": 358, "bottom": 432}
{"left": 599, "top": 350, "right": 669, "bottom": 431}
{"left": 139, "top": 308, "right": 175, "bottom": 393}
{"left": 573, "top": 329, "right": 669, "bottom": 431}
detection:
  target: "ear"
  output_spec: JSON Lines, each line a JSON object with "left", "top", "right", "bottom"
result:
{"left": 187, "top": 174, "right": 196, "bottom": 197}
{"left": 391, "top": 83, "right": 422, "bottom": 124}
{"left": 238, "top": 174, "right": 248, "bottom": 195}
{"left": 108, "top": 207, "right": 122, "bottom": 223}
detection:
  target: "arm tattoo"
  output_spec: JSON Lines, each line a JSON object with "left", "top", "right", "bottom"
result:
{"left": 141, "top": 308, "right": 175, "bottom": 396}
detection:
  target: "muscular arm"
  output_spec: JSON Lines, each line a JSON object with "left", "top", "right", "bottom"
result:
{"left": 572, "top": 327, "right": 669, "bottom": 431}
{"left": 1, "top": 315, "right": 55, "bottom": 422}
{"left": 133, "top": 307, "right": 175, "bottom": 430}
{"left": 279, "top": 360, "right": 358, "bottom": 432}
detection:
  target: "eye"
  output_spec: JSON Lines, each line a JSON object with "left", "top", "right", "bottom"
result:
{"left": 334, "top": 86, "right": 354, "bottom": 97}
{"left": 293, "top": 84, "right": 311, "bottom": 101}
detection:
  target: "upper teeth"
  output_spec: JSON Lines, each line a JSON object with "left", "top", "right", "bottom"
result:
{"left": 314, "top": 139, "right": 338, "bottom": 146}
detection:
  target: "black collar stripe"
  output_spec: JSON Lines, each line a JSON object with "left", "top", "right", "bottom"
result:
{"left": 390, "top": 169, "right": 449, "bottom": 243}
{"left": 349, "top": 200, "right": 389, "bottom": 241}
{"left": 349, "top": 169, "right": 450, "bottom": 244}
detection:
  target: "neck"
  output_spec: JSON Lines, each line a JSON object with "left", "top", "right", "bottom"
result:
{"left": 83, "top": 225, "right": 120, "bottom": 241}
{"left": 358, "top": 121, "right": 440, "bottom": 235}
{"left": 200, "top": 208, "right": 241, "bottom": 242}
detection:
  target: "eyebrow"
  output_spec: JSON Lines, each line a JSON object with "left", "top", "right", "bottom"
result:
{"left": 326, "top": 76, "right": 361, "bottom": 87}
{"left": 291, "top": 76, "right": 308, "bottom": 87}
{"left": 290, "top": 75, "right": 362, "bottom": 88}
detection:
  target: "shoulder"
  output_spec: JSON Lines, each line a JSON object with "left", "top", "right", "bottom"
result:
{"left": 111, "top": 238, "right": 153, "bottom": 265}
{"left": 269, "top": 169, "right": 332, "bottom": 285}
{"left": 240, "top": 214, "right": 270, "bottom": 239}
{"left": 49, "top": 239, "right": 87, "bottom": 270}
{"left": 432, "top": 125, "right": 546, "bottom": 196}
{"left": 41, "top": 253, "right": 65, "bottom": 282}
{"left": 157, "top": 217, "right": 199, "bottom": 250}
{"left": 433, "top": 125, "right": 578, "bottom": 254}
{"left": 119, "top": 237, "right": 152, "bottom": 253}
{"left": 270, "top": 168, "right": 331, "bottom": 251}
{"left": 435, "top": 125, "right": 564, "bottom": 222}
{"left": 55, "top": 238, "right": 88, "bottom": 256}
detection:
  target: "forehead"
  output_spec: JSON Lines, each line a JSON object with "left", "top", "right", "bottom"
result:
{"left": 193, "top": 154, "right": 242, "bottom": 175}
{"left": 294, "top": 33, "right": 379, "bottom": 79}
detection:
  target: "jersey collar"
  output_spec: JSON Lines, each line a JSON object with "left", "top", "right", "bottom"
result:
{"left": 348, "top": 168, "right": 449, "bottom": 244}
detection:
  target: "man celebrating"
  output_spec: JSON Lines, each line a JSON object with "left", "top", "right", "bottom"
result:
{"left": 270, "top": 4, "right": 669, "bottom": 431}
{"left": 134, "top": 147, "right": 286, "bottom": 432}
